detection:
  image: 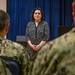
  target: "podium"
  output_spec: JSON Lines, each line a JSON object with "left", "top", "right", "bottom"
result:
{"left": 58, "top": 26, "right": 74, "bottom": 37}
{"left": 16, "top": 36, "right": 27, "bottom": 47}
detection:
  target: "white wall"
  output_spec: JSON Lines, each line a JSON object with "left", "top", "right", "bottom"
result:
{"left": 0, "top": 0, "right": 6, "bottom": 11}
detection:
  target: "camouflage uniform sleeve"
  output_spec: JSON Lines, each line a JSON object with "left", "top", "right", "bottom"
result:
{"left": 20, "top": 47, "right": 30, "bottom": 75}
{"left": 31, "top": 30, "right": 75, "bottom": 75}
{"left": 8, "top": 42, "right": 31, "bottom": 75}
{"left": 14, "top": 45, "right": 30, "bottom": 75}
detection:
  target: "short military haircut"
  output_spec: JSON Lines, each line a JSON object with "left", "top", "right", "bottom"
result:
{"left": 0, "top": 10, "right": 10, "bottom": 31}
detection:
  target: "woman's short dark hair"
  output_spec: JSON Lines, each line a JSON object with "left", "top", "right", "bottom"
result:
{"left": 31, "top": 8, "right": 44, "bottom": 21}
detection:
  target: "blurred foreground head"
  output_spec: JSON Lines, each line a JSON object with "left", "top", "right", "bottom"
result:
{"left": 0, "top": 10, "right": 10, "bottom": 37}
{"left": 72, "top": 1, "right": 75, "bottom": 25}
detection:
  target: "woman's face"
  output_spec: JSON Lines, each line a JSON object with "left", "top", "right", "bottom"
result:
{"left": 33, "top": 10, "right": 42, "bottom": 21}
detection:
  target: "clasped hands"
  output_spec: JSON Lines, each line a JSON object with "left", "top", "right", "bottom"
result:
{"left": 30, "top": 44, "right": 41, "bottom": 51}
